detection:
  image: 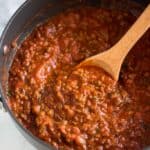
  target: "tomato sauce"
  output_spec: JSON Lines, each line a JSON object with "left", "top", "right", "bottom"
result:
{"left": 8, "top": 7, "right": 150, "bottom": 149}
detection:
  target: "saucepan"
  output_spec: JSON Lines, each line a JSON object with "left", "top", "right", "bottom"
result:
{"left": 0, "top": 0, "right": 149, "bottom": 149}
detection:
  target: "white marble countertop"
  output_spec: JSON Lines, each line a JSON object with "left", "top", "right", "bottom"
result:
{"left": 0, "top": 0, "right": 36, "bottom": 149}
{"left": 0, "top": 0, "right": 23, "bottom": 35}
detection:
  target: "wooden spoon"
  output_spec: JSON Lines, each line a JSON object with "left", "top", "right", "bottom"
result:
{"left": 78, "top": 4, "right": 150, "bottom": 81}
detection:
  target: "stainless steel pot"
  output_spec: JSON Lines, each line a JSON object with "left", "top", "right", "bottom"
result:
{"left": 0, "top": 0, "right": 149, "bottom": 149}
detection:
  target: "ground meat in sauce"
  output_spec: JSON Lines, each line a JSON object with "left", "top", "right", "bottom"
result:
{"left": 8, "top": 7, "right": 150, "bottom": 150}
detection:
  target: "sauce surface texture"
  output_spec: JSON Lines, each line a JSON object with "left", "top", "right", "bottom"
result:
{"left": 8, "top": 7, "right": 150, "bottom": 150}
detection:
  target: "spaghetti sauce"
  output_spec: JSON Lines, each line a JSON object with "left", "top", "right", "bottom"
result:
{"left": 8, "top": 7, "right": 150, "bottom": 149}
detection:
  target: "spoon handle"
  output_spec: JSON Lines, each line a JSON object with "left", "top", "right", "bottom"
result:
{"left": 78, "top": 4, "right": 150, "bottom": 81}
{"left": 112, "top": 4, "right": 150, "bottom": 59}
